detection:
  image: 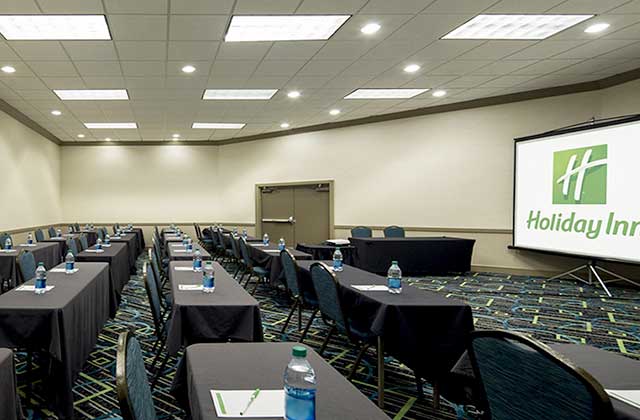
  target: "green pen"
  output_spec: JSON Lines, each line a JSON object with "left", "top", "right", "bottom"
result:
{"left": 240, "top": 388, "right": 261, "bottom": 416}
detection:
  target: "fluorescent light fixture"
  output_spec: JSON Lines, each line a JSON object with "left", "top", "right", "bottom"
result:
{"left": 182, "top": 65, "right": 196, "bottom": 73}
{"left": 287, "top": 90, "right": 301, "bottom": 98}
{"left": 361, "top": 22, "right": 381, "bottom": 35}
{"left": 77, "top": 134, "right": 85, "bottom": 138}
{"left": 192, "top": 123, "right": 246, "bottom": 129}
{"left": 329, "top": 109, "right": 341, "bottom": 116}
{"left": 442, "top": 14, "right": 593, "bottom": 40}
{"left": 432, "top": 89, "right": 447, "bottom": 98}
{"left": 585, "top": 22, "right": 610, "bottom": 34}
{"left": 54, "top": 89, "right": 129, "bottom": 101}
{"left": 203, "top": 89, "right": 278, "bottom": 100}
{"left": 225, "top": 15, "right": 350, "bottom": 42}
{"left": 51, "top": 110, "right": 62, "bottom": 116}
{"left": 280, "top": 122, "right": 290, "bottom": 129}
{"left": 0, "top": 15, "right": 111, "bottom": 40}
{"left": 84, "top": 123, "right": 137, "bottom": 129}
{"left": 345, "top": 88, "right": 429, "bottom": 99}
{"left": 1, "top": 65, "right": 15, "bottom": 73}
{"left": 403, "top": 64, "right": 421, "bottom": 73}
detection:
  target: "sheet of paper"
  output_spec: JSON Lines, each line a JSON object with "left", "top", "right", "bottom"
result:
{"left": 175, "top": 266, "right": 195, "bottom": 271}
{"left": 606, "top": 390, "right": 640, "bottom": 410}
{"left": 211, "top": 390, "right": 285, "bottom": 418}
{"left": 251, "top": 244, "right": 268, "bottom": 247}
{"left": 173, "top": 249, "right": 191, "bottom": 253}
{"left": 352, "top": 285, "right": 389, "bottom": 292}
{"left": 102, "top": 244, "right": 112, "bottom": 248}
{"left": 0, "top": 249, "right": 17, "bottom": 253}
{"left": 264, "top": 250, "right": 282, "bottom": 253}
{"left": 16, "top": 285, "right": 55, "bottom": 292}
{"left": 20, "top": 244, "right": 37, "bottom": 247}
{"left": 326, "top": 239, "right": 351, "bottom": 245}
{"left": 84, "top": 249, "right": 105, "bottom": 253}
{"left": 179, "top": 284, "right": 203, "bottom": 291}
{"left": 171, "top": 244, "right": 185, "bottom": 247}
{"left": 49, "top": 268, "right": 79, "bottom": 274}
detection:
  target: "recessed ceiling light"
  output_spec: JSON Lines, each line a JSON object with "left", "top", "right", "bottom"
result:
{"left": 442, "top": 14, "right": 593, "bottom": 40}
{"left": 51, "top": 110, "right": 62, "bottom": 116}
{"left": 77, "top": 134, "right": 85, "bottom": 138}
{"left": 0, "top": 15, "right": 111, "bottom": 40}
{"left": 432, "top": 90, "right": 447, "bottom": 98}
{"left": 584, "top": 23, "right": 610, "bottom": 34}
{"left": 192, "top": 123, "right": 246, "bottom": 129}
{"left": 225, "top": 15, "right": 350, "bottom": 42}
{"left": 403, "top": 64, "right": 421, "bottom": 73}
{"left": 280, "top": 122, "right": 290, "bottom": 129}
{"left": 287, "top": 91, "right": 301, "bottom": 98}
{"left": 203, "top": 89, "right": 278, "bottom": 100}
{"left": 54, "top": 89, "right": 129, "bottom": 100}
{"left": 182, "top": 65, "right": 196, "bottom": 73}
{"left": 1, "top": 65, "right": 15, "bottom": 73}
{"left": 361, "top": 23, "right": 381, "bottom": 35}
{"left": 84, "top": 122, "right": 137, "bottom": 129}
{"left": 344, "top": 88, "right": 429, "bottom": 99}
{"left": 329, "top": 109, "right": 341, "bottom": 116}
{"left": 104, "top": 137, "right": 112, "bottom": 142}
{"left": 172, "top": 133, "right": 180, "bottom": 138}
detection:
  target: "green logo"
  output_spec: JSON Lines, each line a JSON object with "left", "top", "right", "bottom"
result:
{"left": 553, "top": 144, "right": 607, "bottom": 204}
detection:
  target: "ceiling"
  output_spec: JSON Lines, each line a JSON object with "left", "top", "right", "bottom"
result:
{"left": 0, "top": 0, "right": 639, "bottom": 144}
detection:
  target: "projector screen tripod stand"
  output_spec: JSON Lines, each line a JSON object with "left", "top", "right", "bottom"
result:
{"left": 548, "top": 259, "right": 639, "bottom": 298}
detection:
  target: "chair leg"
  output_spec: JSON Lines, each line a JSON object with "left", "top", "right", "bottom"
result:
{"left": 26, "top": 351, "right": 33, "bottom": 406}
{"left": 251, "top": 276, "right": 261, "bottom": 295}
{"left": 297, "top": 303, "right": 302, "bottom": 331}
{"left": 415, "top": 373, "right": 424, "bottom": 398}
{"left": 150, "top": 339, "right": 165, "bottom": 372}
{"left": 319, "top": 324, "right": 336, "bottom": 356}
{"left": 432, "top": 381, "right": 440, "bottom": 410}
{"left": 281, "top": 300, "right": 299, "bottom": 334}
{"left": 151, "top": 352, "right": 171, "bottom": 390}
{"left": 299, "top": 309, "right": 317, "bottom": 343}
{"left": 348, "top": 344, "right": 370, "bottom": 381}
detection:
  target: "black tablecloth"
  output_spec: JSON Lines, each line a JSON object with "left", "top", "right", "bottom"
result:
{"left": 247, "top": 243, "right": 312, "bottom": 285}
{"left": 166, "top": 261, "right": 263, "bottom": 355}
{"left": 167, "top": 243, "right": 212, "bottom": 261}
{"left": 41, "top": 235, "right": 82, "bottom": 260}
{"left": 0, "top": 348, "right": 21, "bottom": 420}
{"left": 78, "top": 230, "right": 97, "bottom": 246}
{"left": 296, "top": 243, "right": 356, "bottom": 265}
{"left": 297, "top": 261, "right": 474, "bottom": 384}
{"left": 0, "top": 242, "right": 61, "bottom": 289}
{"left": 223, "top": 233, "right": 260, "bottom": 247}
{"left": 163, "top": 232, "right": 184, "bottom": 249}
{"left": 76, "top": 243, "right": 129, "bottom": 316}
{"left": 349, "top": 237, "right": 475, "bottom": 275}
{"left": 128, "top": 228, "right": 146, "bottom": 251}
{"left": 0, "top": 262, "right": 111, "bottom": 419}
{"left": 171, "top": 342, "right": 391, "bottom": 420}
{"left": 109, "top": 233, "right": 139, "bottom": 273}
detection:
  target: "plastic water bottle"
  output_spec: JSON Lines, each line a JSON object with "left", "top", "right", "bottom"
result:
{"left": 27, "top": 233, "right": 34, "bottom": 245}
{"left": 202, "top": 261, "right": 215, "bottom": 293}
{"left": 278, "top": 238, "right": 286, "bottom": 251}
{"left": 186, "top": 237, "right": 193, "bottom": 252}
{"left": 96, "top": 238, "right": 103, "bottom": 251}
{"left": 193, "top": 249, "right": 202, "bottom": 271}
{"left": 284, "top": 345, "right": 316, "bottom": 420}
{"left": 263, "top": 233, "right": 270, "bottom": 246}
{"left": 233, "top": 227, "right": 238, "bottom": 235}
{"left": 4, "top": 237, "right": 12, "bottom": 250}
{"left": 35, "top": 263, "right": 47, "bottom": 295}
{"left": 105, "top": 234, "right": 111, "bottom": 245}
{"left": 332, "top": 247, "right": 343, "bottom": 272}
{"left": 68, "top": 226, "right": 73, "bottom": 234}
{"left": 242, "top": 228, "right": 248, "bottom": 239}
{"left": 65, "top": 252, "right": 75, "bottom": 274}
{"left": 57, "top": 228, "right": 62, "bottom": 237}
{"left": 387, "top": 261, "right": 402, "bottom": 294}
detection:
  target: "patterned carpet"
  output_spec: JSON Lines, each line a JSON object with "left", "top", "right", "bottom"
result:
{"left": 13, "top": 255, "right": 640, "bottom": 420}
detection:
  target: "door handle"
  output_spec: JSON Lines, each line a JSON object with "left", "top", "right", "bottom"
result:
{"left": 261, "top": 217, "right": 296, "bottom": 224}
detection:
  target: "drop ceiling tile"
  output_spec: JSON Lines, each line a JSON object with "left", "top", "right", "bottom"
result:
{"left": 62, "top": 41, "right": 118, "bottom": 61}
{"left": 603, "top": 22, "right": 640, "bottom": 40}
{"left": 387, "top": 14, "right": 473, "bottom": 42}
{"left": 6, "top": 77, "right": 48, "bottom": 90}
{"left": 552, "top": 39, "right": 637, "bottom": 59}
{"left": 121, "top": 61, "right": 165, "bottom": 77}
{"left": 402, "top": 74, "right": 458, "bottom": 88}
{"left": 408, "top": 40, "right": 484, "bottom": 61}
{"left": 609, "top": 0, "right": 640, "bottom": 13}
{"left": 296, "top": 0, "right": 368, "bottom": 13}
{"left": 108, "top": 15, "right": 168, "bottom": 41}
{"left": 360, "top": 0, "right": 434, "bottom": 14}
{"left": 82, "top": 76, "right": 126, "bottom": 88}
{"left": 244, "top": 75, "right": 291, "bottom": 88}
{"left": 429, "top": 60, "right": 493, "bottom": 76}
{"left": 297, "top": 60, "right": 353, "bottom": 77}
{"left": 554, "top": 58, "right": 630, "bottom": 75}
{"left": 505, "top": 40, "right": 588, "bottom": 60}
{"left": 42, "top": 77, "right": 86, "bottom": 89}
{"left": 331, "top": 14, "right": 415, "bottom": 41}
{"left": 216, "top": 42, "right": 273, "bottom": 60}
{"left": 264, "top": 41, "right": 326, "bottom": 60}
{"left": 597, "top": 41, "right": 640, "bottom": 59}
{"left": 0, "top": 62, "right": 36, "bottom": 77}
{"left": 75, "top": 61, "right": 123, "bottom": 77}
{"left": 314, "top": 40, "right": 378, "bottom": 60}
{"left": 8, "top": 42, "right": 70, "bottom": 61}
{"left": 169, "top": 15, "right": 228, "bottom": 41}
{"left": 595, "top": 58, "right": 640, "bottom": 75}
{"left": 457, "top": 41, "right": 537, "bottom": 60}
{"left": 547, "top": 0, "right": 630, "bottom": 13}
{"left": 484, "top": 0, "right": 565, "bottom": 13}
{"left": 512, "top": 59, "right": 583, "bottom": 75}
{"left": 13, "top": 89, "right": 57, "bottom": 99}
{"left": 479, "top": 75, "right": 538, "bottom": 88}
{"left": 168, "top": 41, "right": 219, "bottom": 61}
{"left": 423, "top": 0, "right": 498, "bottom": 14}
{"left": 284, "top": 75, "right": 333, "bottom": 88}
{"left": 444, "top": 75, "right": 497, "bottom": 88}
{"left": 116, "top": 41, "right": 167, "bottom": 60}
{"left": 27, "top": 61, "right": 78, "bottom": 77}
{"left": 0, "top": 0, "right": 40, "bottom": 13}
{"left": 473, "top": 60, "right": 538, "bottom": 75}
{"left": 254, "top": 60, "right": 307, "bottom": 76}
{"left": 0, "top": 43, "right": 20, "bottom": 60}
{"left": 550, "top": 15, "right": 640, "bottom": 40}
{"left": 321, "top": 75, "right": 373, "bottom": 88}
{"left": 167, "top": 61, "right": 211, "bottom": 76}
{"left": 205, "top": 76, "right": 250, "bottom": 88}
{"left": 165, "top": 76, "right": 208, "bottom": 89}
{"left": 36, "top": 0, "right": 104, "bottom": 13}
{"left": 341, "top": 60, "right": 398, "bottom": 76}
{"left": 211, "top": 60, "right": 260, "bottom": 77}
{"left": 104, "top": 0, "right": 168, "bottom": 14}
{"left": 233, "top": 0, "right": 303, "bottom": 14}
{"left": 361, "top": 39, "right": 428, "bottom": 60}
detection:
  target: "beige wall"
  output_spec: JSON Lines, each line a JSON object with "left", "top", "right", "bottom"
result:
{"left": 56, "top": 79, "right": 640, "bottom": 275}
{"left": 0, "top": 109, "right": 61, "bottom": 234}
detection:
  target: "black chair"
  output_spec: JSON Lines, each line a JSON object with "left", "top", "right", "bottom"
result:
{"left": 209, "top": 227, "right": 225, "bottom": 260}
{"left": 238, "top": 237, "right": 269, "bottom": 295}
{"left": 468, "top": 330, "right": 614, "bottom": 420}
{"left": 149, "top": 249, "right": 171, "bottom": 308}
{"left": 67, "top": 238, "right": 79, "bottom": 256}
{"left": 73, "top": 223, "right": 80, "bottom": 232}
{"left": 280, "top": 249, "right": 318, "bottom": 342}
{"left": 115, "top": 330, "right": 158, "bottom": 420}
{"left": 34, "top": 229, "right": 45, "bottom": 242}
{"left": 48, "top": 227, "right": 57, "bottom": 238}
{"left": 217, "top": 230, "right": 236, "bottom": 264}
{"left": 309, "top": 262, "right": 376, "bottom": 380}
{"left": 0, "top": 232, "right": 11, "bottom": 247}
{"left": 350, "top": 226, "right": 372, "bottom": 238}
{"left": 142, "top": 263, "right": 170, "bottom": 388}
{"left": 79, "top": 234, "right": 89, "bottom": 251}
{"left": 97, "top": 228, "right": 104, "bottom": 241}
{"left": 17, "top": 250, "right": 37, "bottom": 284}
{"left": 383, "top": 225, "right": 405, "bottom": 238}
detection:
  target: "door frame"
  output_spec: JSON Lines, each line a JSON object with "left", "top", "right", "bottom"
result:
{"left": 255, "top": 180, "right": 335, "bottom": 239}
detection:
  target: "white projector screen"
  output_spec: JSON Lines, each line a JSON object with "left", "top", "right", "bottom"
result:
{"left": 513, "top": 117, "right": 640, "bottom": 264}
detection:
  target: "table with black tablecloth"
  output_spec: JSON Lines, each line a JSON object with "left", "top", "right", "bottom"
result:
{"left": 130, "top": 227, "right": 146, "bottom": 251}
{"left": 78, "top": 230, "right": 97, "bottom": 246}
{"left": 108, "top": 233, "right": 139, "bottom": 273}
{"left": 222, "top": 232, "right": 260, "bottom": 247}
{"left": 297, "top": 260, "right": 474, "bottom": 408}
{"left": 165, "top": 261, "right": 263, "bottom": 355}
{"left": 171, "top": 342, "right": 390, "bottom": 420}
{"left": 0, "top": 348, "right": 21, "bottom": 420}
{"left": 349, "top": 236, "right": 475, "bottom": 275}
{"left": 0, "top": 262, "right": 111, "bottom": 419}
{"left": 0, "top": 242, "right": 61, "bottom": 289}
{"left": 247, "top": 243, "right": 312, "bottom": 285}
{"left": 167, "top": 243, "right": 212, "bottom": 261}
{"left": 163, "top": 232, "right": 185, "bottom": 250}
{"left": 296, "top": 243, "right": 356, "bottom": 265}
{"left": 40, "top": 234, "right": 82, "bottom": 260}
{"left": 75, "top": 243, "right": 130, "bottom": 316}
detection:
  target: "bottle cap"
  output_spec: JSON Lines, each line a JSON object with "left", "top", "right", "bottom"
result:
{"left": 38, "top": 262, "right": 45, "bottom": 266}
{"left": 392, "top": 260, "right": 398, "bottom": 265}
{"left": 292, "top": 345, "right": 307, "bottom": 358}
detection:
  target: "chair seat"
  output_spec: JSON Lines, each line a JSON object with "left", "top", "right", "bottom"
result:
{"left": 340, "top": 322, "right": 375, "bottom": 343}
{"left": 252, "top": 266, "right": 269, "bottom": 277}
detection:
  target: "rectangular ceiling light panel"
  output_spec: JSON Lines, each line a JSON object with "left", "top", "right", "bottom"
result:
{"left": 344, "top": 89, "right": 429, "bottom": 99}
{"left": 0, "top": 15, "right": 111, "bottom": 40}
{"left": 54, "top": 89, "right": 129, "bottom": 100}
{"left": 202, "top": 89, "right": 278, "bottom": 100}
{"left": 192, "top": 123, "right": 246, "bottom": 129}
{"left": 442, "top": 14, "right": 593, "bottom": 40}
{"left": 84, "top": 123, "right": 138, "bottom": 129}
{"left": 225, "top": 15, "right": 350, "bottom": 42}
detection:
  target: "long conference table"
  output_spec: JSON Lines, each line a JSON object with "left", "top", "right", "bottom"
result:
{"left": 0, "top": 242, "right": 61, "bottom": 289}
{"left": 296, "top": 260, "right": 474, "bottom": 408}
{"left": 247, "top": 242, "right": 312, "bottom": 285}
{"left": 167, "top": 242, "right": 213, "bottom": 261}
{"left": 108, "top": 232, "right": 140, "bottom": 273}
{"left": 0, "top": 262, "right": 111, "bottom": 419}
{"left": 0, "top": 348, "right": 21, "bottom": 420}
{"left": 172, "top": 343, "right": 391, "bottom": 420}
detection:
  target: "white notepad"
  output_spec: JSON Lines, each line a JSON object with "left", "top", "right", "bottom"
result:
{"left": 264, "top": 250, "right": 282, "bottom": 254}
{"left": 211, "top": 390, "right": 285, "bottom": 418}
{"left": 251, "top": 244, "right": 268, "bottom": 247}
{"left": 17, "top": 285, "right": 55, "bottom": 292}
{"left": 173, "top": 249, "right": 191, "bottom": 253}
{"left": 606, "top": 390, "right": 640, "bottom": 410}
{"left": 102, "top": 244, "right": 112, "bottom": 248}
{"left": 174, "top": 266, "right": 195, "bottom": 271}
{"left": 20, "top": 244, "right": 37, "bottom": 247}
{"left": 49, "top": 268, "right": 79, "bottom": 274}
{"left": 85, "top": 249, "right": 105, "bottom": 253}
{"left": 171, "top": 244, "right": 185, "bottom": 247}
{"left": 0, "top": 249, "right": 17, "bottom": 253}
{"left": 352, "top": 285, "right": 389, "bottom": 292}
{"left": 178, "top": 284, "right": 203, "bottom": 291}
{"left": 326, "top": 239, "right": 350, "bottom": 246}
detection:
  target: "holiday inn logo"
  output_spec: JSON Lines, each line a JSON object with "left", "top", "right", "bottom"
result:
{"left": 553, "top": 144, "right": 608, "bottom": 205}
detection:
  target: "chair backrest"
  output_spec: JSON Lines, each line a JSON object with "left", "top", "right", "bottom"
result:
{"left": 0, "top": 232, "right": 11, "bottom": 246}
{"left": 194, "top": 223, "right": 202, "bottom": 240}
{"left": 383, "top": 225, "right": 405, "bottom": 238}
{"left": 216, "top": 230, "right": 228, "bottom": 249}
{"left": 468, "top": 330, "right": 614, "bottom": 420}
{"left": 280, "top": 249, "right": 300, "bottom": 297}
{"left": 73, "top": 223, "right": 80, "bottom": 232}
{"left": 230, "top": 235, "right": 242, "bottom": 260}
{"left": 142, "top": 263, "right": 164, "bottom": 338}
{"left": 208, "top": 226, "right": 219, "bottom": 247}
{"left": 34, "top": 229, "right": 45, "bottom": 242}
{"left": 239, "top": 238, "right": 254, "bottom": 268}
{"left": 79, "top": 234, "right": 89, "bottom": 251}
{"left": 18, "top": 250, "right": 36, "bottom": 282}
{"left": 309, "top": 262, "right": 349, "bottom": 332}
{"left": 97, "top": 229, "right": 104, "bottom": 241}
{"left": 48, "top": 227, "right": 57, "bottom": 238}
{"left": 350, "top": 226, "right": 372, "bottom": 238}
{"left": 116, "top": 330, "right": 158, "bottom": 420}
{"left": 149, "top": 249, "right": 164, "bottom": 289}
{"left": 152, "top": 238, "right": 164, "bottom": 269}
{"left": 67, "top": 238, "right": 79, "bottom": 256}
